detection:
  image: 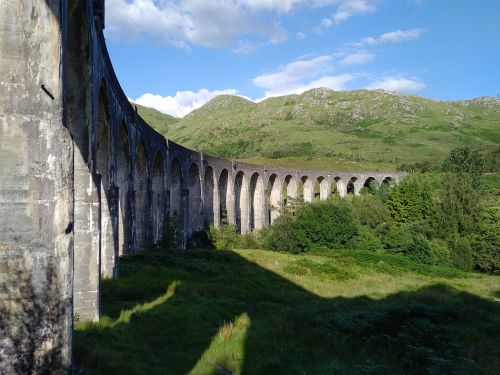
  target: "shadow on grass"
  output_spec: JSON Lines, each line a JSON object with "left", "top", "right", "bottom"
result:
{"left": 75, "top": 250, "right": 500, "bottom": 375}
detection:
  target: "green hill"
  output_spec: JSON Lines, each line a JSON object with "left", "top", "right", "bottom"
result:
{"left": 134, "top": 103, "right": 179, "bottom": 135}
{"left": 138, "top": 89, "right": 500, "bottom": 171}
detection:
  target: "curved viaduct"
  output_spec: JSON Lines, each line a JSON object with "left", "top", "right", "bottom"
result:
{"left": 0, "top": 0, "right": 405, "bottom": 372}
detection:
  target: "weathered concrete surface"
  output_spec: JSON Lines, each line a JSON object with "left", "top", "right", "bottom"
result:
{"left": 0, "top": 1, "right": 73, "bottom": 373}
{"left": 0, "top": 0, "right": 406, "bottom": 372}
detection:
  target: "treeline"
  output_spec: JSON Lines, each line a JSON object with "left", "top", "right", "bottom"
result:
{"left": 207, "top": 147, "right": 499, "bottom": 274}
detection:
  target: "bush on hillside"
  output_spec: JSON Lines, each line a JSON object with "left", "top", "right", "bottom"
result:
{"left": 207, "top": 222, "right": 241, "bottom": 250}
{"left": 382, "top": 224, "right": 414, "bottom": 254}
{"left": 350, "top": 194, "right": 392, "bottom": 236}
{"left": 405, "top": 233, "right": 435, "bottom": 265}
{"left": 263, "top": 199, "right": 358, "bottom": 253}
{"left": 430, "top": 239, "right": 452, "bottom": 266}
{"left": 471, "top": 224, "right": 500, "bottom": 274}
{"left": 346, "top": 226, "right": 383, "bottom": 252}
{"left": 448, "top": 235, "right": 474, "bottom": 272}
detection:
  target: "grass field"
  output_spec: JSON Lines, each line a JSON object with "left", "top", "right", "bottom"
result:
{"left": 75, "top": 249, "right": 500, "bottom": 374}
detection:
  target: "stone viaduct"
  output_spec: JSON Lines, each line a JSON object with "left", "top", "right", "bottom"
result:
{"left": 0, "top": 1, "right": 405, "bottom": 372}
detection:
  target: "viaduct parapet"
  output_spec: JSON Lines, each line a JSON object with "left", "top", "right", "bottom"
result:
{"left": 0, "top": 1, "right": 405, "bottom": 372}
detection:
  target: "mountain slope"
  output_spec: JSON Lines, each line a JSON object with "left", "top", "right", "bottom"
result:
{"left": 139, "top": 89, "right": 500, "bottom": 171}
{"left": 134, "top": 103, "right": 179, "bottom": 135}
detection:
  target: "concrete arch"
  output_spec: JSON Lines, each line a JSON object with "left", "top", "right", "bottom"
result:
{"left": 69, "top": 0, "right": 100, "bottom": 322}
{"left": 363, "top": 176, "right": 378, "bottom": 194}
{"left": 188, "top": 163, "right": 202, "bottom": 235}
{"left": 134, "top": 140, "right": 149, "bottom": 250}
{"left": 302, "top": 176, "right": 314, "bottom": 202}
{"left": 318, "top": 176, "right": 331, "bottom": 201}
{"left": 117, "top": 122, "right": 132, "bottom": 256}
{"left": 283, "top": 175, "right": 298, "bottom": 205}
{"left": 347, "top": 176, "right": 361, "bottom": 195}
{"left": 96, "top": 83, "right": 117, "bottom": 277}
{"left": 218, "top": 169, "right": 235, "bottom": 225}
{"left": 268, "top": 174, "right": 282, "bottom": 224}
{"left": 169, "top": 158, "right": 183, "bottom": 218}
{"left": 333, "top": 177, "right": 347, "bottom": 197}
{"left": 250, "top": 173, "right": 266, "bottom": 231}
{"left": 235, "top": 171, "right": 250, "bottom": 233}
{"left": 152, "top": 151, "right": 165, "bottom": 245}
{"left": 203, "top": 166, "right": 216, "bottom": 225}
{"left": 382, "top": 176, "right": 394, "bottom": 187}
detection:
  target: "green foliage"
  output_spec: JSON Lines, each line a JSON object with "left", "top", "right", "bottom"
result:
{"left": 447, "top": 235, "right": 474, "bottom": 272}
{"left": 434, "top": 173, "right": 483, "bottom": 237}
{"left": 383, "top": 224, "right": 414, "bottom": 254}
{"left": 346, "top": 226, "right": 383, "bottom": 252}
{"left": 442, "top": 146, "right": 484, "bottom": 175}
{"left": 385, "top": 175, "right": 435, "bottom": 225}
{"left": 261, "top": 142, "right": 314, "bottom": 159}
{"left": 471, "top": 222, "right": 500, "bottom": 273}
{"left": 207, "top": 222, "right": 241, "bottom": 250}
{"left": 406, "top": 233, "right": 435, "bottom": 265}
{"left": 350, "top": 194, "right": 392, "bottom": 235}
{"left": 430, "top": 239, "right": 451, "bottom": 266}
{"left": 264, "top": 199, "right": 358, "bottom": 253}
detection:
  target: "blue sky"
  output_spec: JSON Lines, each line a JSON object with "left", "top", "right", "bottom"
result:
{"left": 105, "top": 0, "right": 500, "bottom": 117}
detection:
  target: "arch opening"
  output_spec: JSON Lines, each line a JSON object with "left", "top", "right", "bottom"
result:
{"left": 203, "top": 167, "right": 216, "bottom": 226}
{"left": 235, "top": 171, "right": 250, "bottom": 233}
{"left": 283, "top": 175, "right": 298, "bottom": 206}
{"left": 169, "top": 158, "right": 183, "bottom": 218}
{"left": 301, "top": 176, "right": 314, "bottom": 202}
{"left": 134, "top": 140, "right": 149, "bottom": 250}
{"left": 188, "top": 163, "right": 202, "bottom": 235}
{"left": 117, "top": 123, "right": 132, "bottom": 255}
{"left": 152, "top": 152, "right": 165, "bottom": 245}
{"left": 347, "top": 177, "right": 358, "bottom": 195}
{"left": 218, "top": 169, "right": 234, "bottom": 225}
{"left": 250, "top": 173, "right": 265, "bottom": 231}
{"left": 362, "top": 177, "right": 378, "bottom": 194}
{"left": 268, "top": 174, "right": 282, "bottom": 225}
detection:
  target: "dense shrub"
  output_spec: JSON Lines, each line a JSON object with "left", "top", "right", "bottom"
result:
{"left": 470, "top": 220, "right": 500, "bottom": 273}
{"left": 350, "top": 194, "right": 392, "bottom": 236}
{"left": 346, "top": 226, "right": 383, "bottom": 252}
{"left": 448, "top": 235, "right": 474, "bottom": 272}
{"left": 430, "top": 239, "right": 451, "bottom": 266}
{"left": 207, "top": 223, "right": 241, "bottom": 250}
{"left": 385, "top": 175, "right": 435, "bottom": 225}
{"left": 382, "top": 224, "right": 414, "bottom": 254}
{"left": 264, "top": 199, "right": 358, "bottom": 253}
{"left": 405, "top": 234, "right": 435, "bottom": 265}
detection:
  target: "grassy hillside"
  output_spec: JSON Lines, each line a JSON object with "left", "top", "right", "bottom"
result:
{"left": 134, "top": 103, "right": 179, "bottom": 135}
{"left": 75, "top": 249, "right": 499, "bottom": 374}
{"left": 137, "top": 89, "right": 500, "bottom": 171}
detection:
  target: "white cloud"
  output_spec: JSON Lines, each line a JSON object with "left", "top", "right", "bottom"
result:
{"left": 340, "top": 52, "right": 374, "bottom": 66}
{"left": 106, "top": 0, "right": 287, "bottom": 48}
{"left": 252, "top": 55, "right": 355, "bottom": 97}
{"left": 317, "top": 0, "right": 376, "bottom": 30}
{"left": 253, "top": 55, "right": 334, "bottom": 92}
{"left": 354, "top": 28, "right": 426, "bottom": 47}
{"left": 331, "top": 0, "right": 376, "bottom": 23}
{"left": 296, "top": 32, "right": 306, "bottom": 40}
{"left": 366, "top": 76, "right": 425, "bottom": 93}
{"left": 106, "top": 1, "right": 382, "bottom": 49}
{"left": 379, "top": 28, "right": 426, "bottom": 43}
{"left": 133, "top": 88, "right": 239, "bottom": 117}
